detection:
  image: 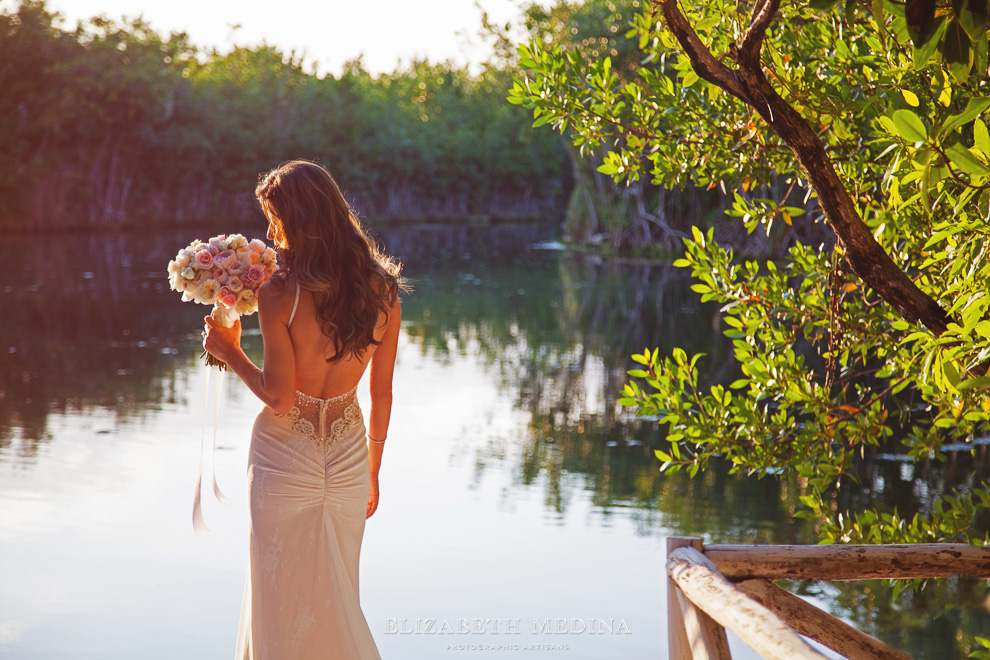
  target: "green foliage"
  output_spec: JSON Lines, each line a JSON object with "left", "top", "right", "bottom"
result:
{"left": 513, "top": 0, "right": 990, "bottom": 551}
{"left": 971, "top": 635, "right": 990, "bottom": 660}
{"left": 0, "top": 0, "right": 567, "bottom": 226}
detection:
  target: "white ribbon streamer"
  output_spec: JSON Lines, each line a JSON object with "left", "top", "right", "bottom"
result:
{"left": 192, "top": 364, "right": 229, "bottom": 534}
{"left": 192, "top": 365, "right": 211, "bottom": 534}
{"left": 212, "top": 367, "right": 228, "bottom": 502}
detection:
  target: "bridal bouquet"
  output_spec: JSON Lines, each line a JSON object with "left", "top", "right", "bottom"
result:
{"left": 167, "top": 233, "right": 279, "bottom": 369}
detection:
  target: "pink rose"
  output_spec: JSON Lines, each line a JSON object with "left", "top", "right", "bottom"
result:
{"left": 218, "top": 286, "right": 237, "bottom": 309}
{"left": 249, "top": 239, "right": 266, "bottom": 254}
{"left": 228, "top": 262, "right": 245, "bottom": 277}
{"left": 215, "top": 270, "right": 229, "bottom": 285}
{"left": 195, "top": 250, "right": 214, "bottom": 269}
{"left": 193, "top": 270, "right": 208, "bottom": 286}
{"left": 216, "top": 250, "right": 236, "bottom": 269}
{"left": 245, "top": 264, "right": 266, "bottom": 285}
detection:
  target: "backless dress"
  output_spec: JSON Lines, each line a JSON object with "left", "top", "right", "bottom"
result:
{"left": 235, "top": 283, "right": 381, "bottom": 659}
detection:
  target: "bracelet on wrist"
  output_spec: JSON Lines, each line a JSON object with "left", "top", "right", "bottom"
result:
{"left": 368, "top": 434, "right": 386, "bottom": 444}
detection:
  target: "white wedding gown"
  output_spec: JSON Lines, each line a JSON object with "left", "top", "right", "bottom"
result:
{"left": 234, "top": 385, "right": 381, "bottom": 659}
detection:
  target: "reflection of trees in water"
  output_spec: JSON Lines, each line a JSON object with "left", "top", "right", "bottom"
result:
{"left": 837, "top": 448, "right": 990, "bottom": 535}
{"left": 792, "top": 576, "right": 990, "bottom": 660}
{"left": 388, "top": 228, "right": 801, "bottom": 541}
{"left": 0, "top": 229, "right": 255, "bottom": 453}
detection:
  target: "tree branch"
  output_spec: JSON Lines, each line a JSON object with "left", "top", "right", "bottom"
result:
{"left": 739, "top": 0, "right": 779, "bottom": 71}
{"left": 658, "top": 0, "right": 750, "bottom": 102}
{"left": 653, "top": 0, "right": 953, "bottom": 337}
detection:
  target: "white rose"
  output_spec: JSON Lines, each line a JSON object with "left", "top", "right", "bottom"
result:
{"left": 197, "top": 279, "right": 221, "bottom": 305}
{"left": 181, "top": 266, "right": 196, "bottom": 280}
{"left": 228, "top": 234, "right": 247, "bottom": 249}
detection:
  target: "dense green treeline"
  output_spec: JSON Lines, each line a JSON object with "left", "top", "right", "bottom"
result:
{"left": 0, "top": 1, "right": 568, "bottom": 229}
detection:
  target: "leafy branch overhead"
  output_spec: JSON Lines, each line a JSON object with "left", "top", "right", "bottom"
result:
{"left": 511, "top": 0, "right": 990, "bottom": 549}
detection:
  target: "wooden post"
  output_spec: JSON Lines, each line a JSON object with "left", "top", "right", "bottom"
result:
{"left": 668, "top": 546, "right": 827, "bottom": 660}
{"left": 667, "top": 537, "right": 731, "bottom": 660}
{"left": 668, "top": 537, "right": 697, "bottom": 660}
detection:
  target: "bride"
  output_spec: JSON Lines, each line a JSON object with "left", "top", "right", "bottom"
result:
{"left": 203, "top": 160, "right": 404, "bottom": 659}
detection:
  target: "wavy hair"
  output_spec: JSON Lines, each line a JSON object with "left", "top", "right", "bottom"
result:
{"left": 255, "top": 160, "right": 405, "bottom": 362}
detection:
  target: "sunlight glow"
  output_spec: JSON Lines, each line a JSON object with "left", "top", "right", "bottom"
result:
{"left": 17, "top": 0, "right": 527, "bottom": 75}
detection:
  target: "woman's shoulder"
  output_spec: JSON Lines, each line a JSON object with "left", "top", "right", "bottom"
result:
{"left": 258, "top": 274, "right": 295, "bottom": 308}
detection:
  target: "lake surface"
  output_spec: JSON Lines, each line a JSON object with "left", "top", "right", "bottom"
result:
{"left": 0, "top": 223, "right": 986, "bottom": 659}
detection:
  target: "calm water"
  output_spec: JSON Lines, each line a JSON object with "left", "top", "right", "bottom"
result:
{"left": 0, "top": 224, "right": 986, "bottom": 659}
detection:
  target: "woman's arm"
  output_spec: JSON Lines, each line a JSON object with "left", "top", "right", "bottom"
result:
{"left": 203, "top": 281, "right": 297, "bottom": 415}
{"left": 366, "top": 297, "right": 401, "bottom": 519}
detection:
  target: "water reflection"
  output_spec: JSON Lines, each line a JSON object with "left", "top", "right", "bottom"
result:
{"left": 379, "top": 226, "right": 798, "bottom": 542}
{"left": 1, "top": 225, "right": 987, "bottom": 659}
{"left": 2, "top": 232, "right": 197, "bottom": 453}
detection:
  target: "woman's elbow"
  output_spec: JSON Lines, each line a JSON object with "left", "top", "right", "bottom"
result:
{"left": 268, "top": 396, "right": 295, "bottom": 416}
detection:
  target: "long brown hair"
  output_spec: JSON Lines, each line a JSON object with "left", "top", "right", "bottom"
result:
{"left": 255, "top": 160, "right": 405, "bottom": 362}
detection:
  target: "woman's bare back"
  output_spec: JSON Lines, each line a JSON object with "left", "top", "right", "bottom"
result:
{"left": 284, "top": 276, "right": 389, "bottom": 399}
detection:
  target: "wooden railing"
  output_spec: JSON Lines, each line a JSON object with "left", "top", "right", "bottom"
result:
{"left": 666, "top": 537, "right": 990, "bottom": 660}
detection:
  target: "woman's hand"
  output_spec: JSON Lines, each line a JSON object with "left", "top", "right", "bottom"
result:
{"left": 203, "top": 315, "right": 242, "bottom": 364}
{"left": 366, "top": 474, "right": 380, "bottom": 519}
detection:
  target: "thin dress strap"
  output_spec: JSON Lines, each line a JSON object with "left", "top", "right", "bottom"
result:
{"left": 287, "top": 281, "right": 301, "bottom": 327}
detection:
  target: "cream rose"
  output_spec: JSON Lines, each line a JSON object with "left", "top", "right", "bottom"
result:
{"left": 197, "top": 279, "right": 221, "bottom": 304}
{"left": 227, "top": 276, "right": 244, "bottom": 293}
{"left": 235, "top": 289, "right": 257, "bottom": 315}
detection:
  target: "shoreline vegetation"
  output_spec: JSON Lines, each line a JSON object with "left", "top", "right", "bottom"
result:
{"left": 1, "top": 0, "right": 822, "bottom": 257}
{"left": 0, "top": 1, "right": 569, "bottom": 231}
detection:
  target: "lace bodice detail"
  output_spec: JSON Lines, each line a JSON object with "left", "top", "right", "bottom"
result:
{"left": 274, "top": 386, "right": 361, "bottom": 449}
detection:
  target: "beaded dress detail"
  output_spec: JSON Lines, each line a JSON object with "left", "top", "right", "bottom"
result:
{"left": 275, "top": 387, "right": 362, "bottom": 449}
